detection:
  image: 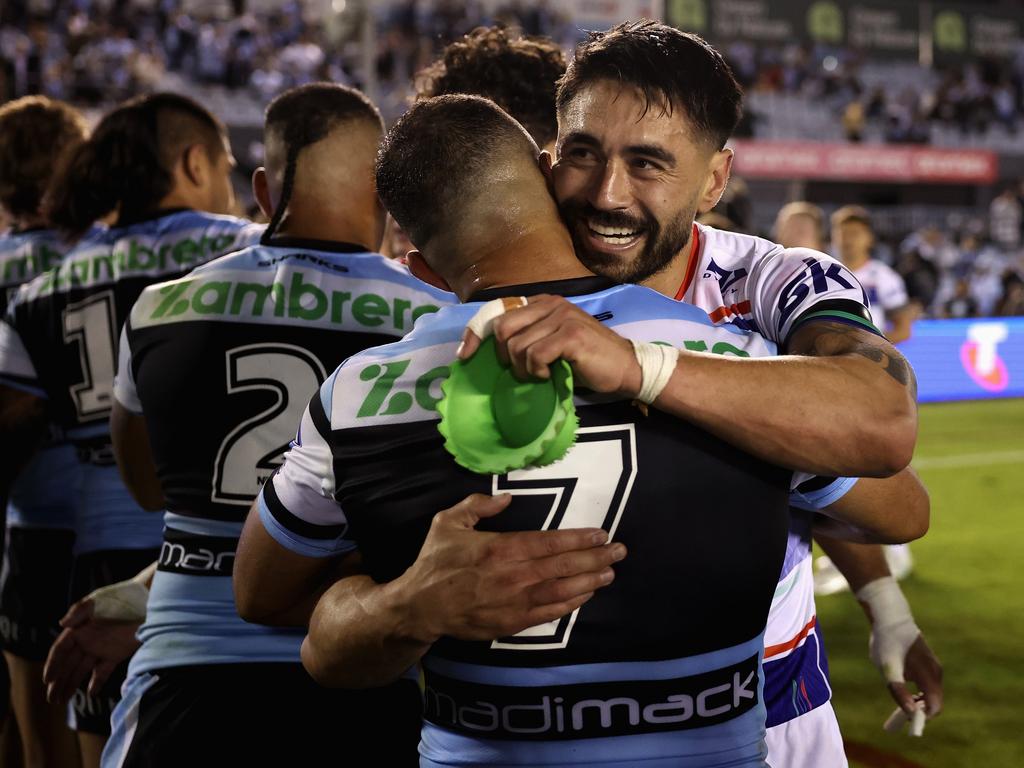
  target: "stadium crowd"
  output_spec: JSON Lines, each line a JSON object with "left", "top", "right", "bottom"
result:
{"left": 0, "top": 13, "right": 986, "bottom": 768}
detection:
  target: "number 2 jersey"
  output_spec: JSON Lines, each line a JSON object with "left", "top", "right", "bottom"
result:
{"left": 260, "top": 276, "right": 855, "bottom": 768}
{"left": 679, "top": 222, "right": 879, "bottom": 728}
{"left": 0, "top": 210, "right": 263, "bottom": 553}
{"left": 113, "top": 239, "right": 453, "bottom": 674}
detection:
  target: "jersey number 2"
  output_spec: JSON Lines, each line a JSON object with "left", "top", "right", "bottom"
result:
{"left": 212, "top": 343, "right": 326, "bottom": 505}
{"left": 490, "top": 424, "right": 637, "bottom": 651}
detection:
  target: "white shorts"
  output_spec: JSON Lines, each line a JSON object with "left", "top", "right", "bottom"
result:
{"left": 765, "top": 701, "right": 847, "bottom": 768}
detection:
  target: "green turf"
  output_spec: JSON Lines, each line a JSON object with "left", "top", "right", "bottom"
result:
{"left": 816, "top": 399, "right": 1024, "bottom": 768}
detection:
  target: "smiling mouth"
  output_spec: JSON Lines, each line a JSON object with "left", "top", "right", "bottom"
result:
{"left": 584, "top": 220, "right": 645, "bottom": 249}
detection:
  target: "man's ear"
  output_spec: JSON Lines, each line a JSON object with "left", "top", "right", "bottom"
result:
{"left": 697, "top": 147, "right": 733, "bottom": 215}
{"left": 181, "top": 144, "right": 209, "bottom": 189}
{"left": 406, "top": 250, "right": 451, "bottom": 292}
{"left": 538, "top": 150, "right": 556, "bottom": 196}
{"left": 252, "top": 167, "right": 273, "bottom": 220}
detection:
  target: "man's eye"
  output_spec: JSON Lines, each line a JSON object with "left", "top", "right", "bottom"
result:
{"left": 566, "top": 147, "right": 595, "bottom": 161}
{"left": 632, "top": 158, "right": 659, "bottom": 171}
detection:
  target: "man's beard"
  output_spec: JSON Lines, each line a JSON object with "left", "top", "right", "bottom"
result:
{"left": 560, "top": 199, "right": 695, "bottom": 285}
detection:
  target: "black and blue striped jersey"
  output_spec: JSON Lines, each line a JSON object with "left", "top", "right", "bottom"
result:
{"left": 259, "top": 276, "right": 856, "bottom": 768}
{"left": 0, "top": 227, "right": 82, "bottom": 530}
{"left": 0, "top": 210, "right": 262, "bottom": 552}
{"left": 113, "top": 239, "right": 454, "bottom": 672}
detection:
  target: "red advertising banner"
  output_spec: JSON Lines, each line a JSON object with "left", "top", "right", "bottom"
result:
{"left": 729, "top": 140, "right": 998, "bottom": 184}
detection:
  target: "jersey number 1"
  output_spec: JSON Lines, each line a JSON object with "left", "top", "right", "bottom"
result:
{"left": 490, "top": 424, "right": 637, "bottom": 651}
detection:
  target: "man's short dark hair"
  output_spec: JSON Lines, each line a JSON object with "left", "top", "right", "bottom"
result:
{"left": 414, "top": 26, "right": 566, "bottom": 148}
{"left": 556, "top": 20, "right": 743, "bottom": 149}
{"left": 261, "top": 82, "right": 384, "bottom": 242}
{"left": 376, "top": 95, "right": 536, "bottom": 249}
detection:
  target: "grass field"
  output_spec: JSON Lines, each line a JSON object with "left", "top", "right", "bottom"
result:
{"left": 816, "top": 398, "right": 1024, "bottom": 768}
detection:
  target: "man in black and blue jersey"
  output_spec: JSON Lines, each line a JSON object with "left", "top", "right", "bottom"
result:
{"left": 235, "top": 95, "right": 928, "bottom": 768}
{"left": 0, "top": 93, "right": 89, "bottom": 768}
{"left": 0, "top": 92, "right": 260, "bottom": 766}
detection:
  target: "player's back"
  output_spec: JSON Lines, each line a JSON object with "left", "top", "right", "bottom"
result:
{"left": 0, "top": 209, "right": 262, "bottom": 553}
{"left": 265, "top": 278, "right": 796, "bottom": 767}
{"left": 117, "top": 239, "right": 453, "bottom": 673}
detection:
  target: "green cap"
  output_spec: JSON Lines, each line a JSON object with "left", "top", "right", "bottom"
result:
{"left": 437, "top": 337, "right": 577, "bottom": 474}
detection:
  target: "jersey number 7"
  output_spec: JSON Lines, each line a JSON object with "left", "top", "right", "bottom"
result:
{"left": 490, "top": 424, "right": 637, "bottom": 651}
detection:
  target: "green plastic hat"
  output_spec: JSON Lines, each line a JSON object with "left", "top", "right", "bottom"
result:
{"left": 437, "top": 337, "right": 577, "bottom": 474}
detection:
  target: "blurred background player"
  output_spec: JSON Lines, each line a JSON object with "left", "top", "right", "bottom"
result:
{"left": 0, "top": 92, "right": 260, "bottom": 767}
{"left": 40, "top": 82, "right": 453, "bottom": 768}
{"left": 827, "top": 205, "right": 918, "bottom": 587}
{"left": 0, "top": 94, "right": 88, "bottom": 768}
{"left": 831, "top": 205, "right": 915, "bottom": 345}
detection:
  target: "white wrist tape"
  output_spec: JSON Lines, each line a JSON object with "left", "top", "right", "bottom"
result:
{"left": 89, "top": 561, "right": 157, "bottom": 622}
{"left": 856, "top": 576, "right": 920, "bottom": 683}
{"left": 465, "top": 296, "right": 528, "bottom": 340}
{"left": 630, "top": 340, "right": 680, "bottom": 404}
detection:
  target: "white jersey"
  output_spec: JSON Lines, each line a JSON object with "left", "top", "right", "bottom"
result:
{"left": 681, "top": 223, "right": 875, "bottom": 728}
{"left": 852, "top": 259, "right": 909, "bottom": 332}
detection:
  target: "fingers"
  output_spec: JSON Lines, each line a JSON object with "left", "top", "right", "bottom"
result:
{"left": 499, "top": 527, "right": 611, "bottom": 562}
{"left": 528, "top": 567, "right": 616, "bottom": 606}
{"left": 904, "top": 635, "right": 944, "bottom": 717}
{"left": 520, "top": 590, "right": 596, "bottom": 630}
{"left": 59, "top": 598, "right": 95, "bottom": 629}
{"left": 456, "top": 329, "right": 482, "bottom": 360}
{"left": 434, "top": 493, "right": 512, "bottom": 530}
{"left": 529, "top": 543, "right": 627, "bottom": 582}
{"left": 88, "top": 661, "right": 118, "bottom": 698}
{"left": 43, "top": 629, "right": 79, "bottom": 698}
{"left": 887, "top": 681, "right": 918, "bottom": 717}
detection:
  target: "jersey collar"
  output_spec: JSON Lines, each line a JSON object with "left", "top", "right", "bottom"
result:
{"left": 115, "top": 206, "right": 193, "bottom": 228}
{"left": 469, "top": 276, "right": 618, "bottom": 302}
{"left": 264, "top": 235, "right": 371, "bottom": 254}
{"left": 673, "top": 223, "right": 702, "bottom": 301}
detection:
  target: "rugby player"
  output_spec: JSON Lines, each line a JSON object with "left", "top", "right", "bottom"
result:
{"left": 239, "top": 94, "right": 925, "bottom": 767}
{"left": 405, "top": 23, "right": 940, "bottom": 763}
{"left": 0, "top": 95, "right": 88, "bottom": 768}
{"left": 490, "top": 22, "right": 938, "bottom": 762}
{"left": 43, "top": 82, "right": 450, "bottom": 767}
{"left": 0, "top": 93, "right": 260, "bottom": 767}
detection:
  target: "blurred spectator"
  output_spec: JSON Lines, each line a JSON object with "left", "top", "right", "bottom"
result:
{"left": 995, "top": 271, "right": 1024, "bottom": 316}
{"left": 831, "top": 205, "right": 914, "bottom": 342}
{"left": 943, "top": 278, "right": 979, "bottom": 318}
{"left": 989, "top": 186, "right": 1023, "bottom": 250}
{"left": 774, "top": 201, "right": 825, "bottom": 250}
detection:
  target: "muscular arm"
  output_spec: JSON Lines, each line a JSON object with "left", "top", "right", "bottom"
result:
{"left": 110, "top": 402, "right": 164, "bottom": 511}
{"left": 655, "top": 320, "right": 917, "bottom": 478}
{"left": 814, "top": 466, "right": 929, "bottom": 544}
{"left": 234, "top": 503, "right": 351, "bottom": 628}
{"left": 301, "top": 494, "right": 623, "bottom": 689}
{"left": 477, "top": 297, "right": 918, "bottom": 478}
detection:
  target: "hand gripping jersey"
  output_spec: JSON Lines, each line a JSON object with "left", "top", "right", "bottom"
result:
{"left": 261, "top": 276, "right": 854, "bottom": 768}
{"left": 0, "top": 210, "right": 263, "bottom": 553}
{"left": 0, "top": 228, "right": 83, "bottom": 531}
{"left": 851, "top": 259, "right": 909, "bottom": 333}
{"left": 680, "top": 223, "right": 877, "bottom": 728}
{"left": 113, "top": 240, "right": 453, "bottom": 674}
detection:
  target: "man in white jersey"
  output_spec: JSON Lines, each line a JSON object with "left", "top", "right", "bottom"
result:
{"left": 831, "top": 206, "right": 914, "bottom": 345}
{"left": 536, "top": 23, "right": 939, "bottom": 763}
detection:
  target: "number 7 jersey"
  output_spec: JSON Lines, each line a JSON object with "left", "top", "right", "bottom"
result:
{"left": 259, "top": 276, "right": 856, "bottom": 768}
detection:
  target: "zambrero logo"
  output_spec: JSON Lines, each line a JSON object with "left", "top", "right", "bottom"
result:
{"left": 960, "top": 322, "right": 1009, "bottom": 392}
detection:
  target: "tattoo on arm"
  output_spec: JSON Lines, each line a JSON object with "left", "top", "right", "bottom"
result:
{"left": 789, "top": 321, "right": 918, "bottom": 397}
